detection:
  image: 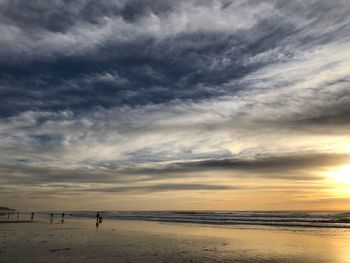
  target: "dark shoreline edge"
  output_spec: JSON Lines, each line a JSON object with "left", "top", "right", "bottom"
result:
{"left": 0, "top": 221, "right": 33, "bottom": 224}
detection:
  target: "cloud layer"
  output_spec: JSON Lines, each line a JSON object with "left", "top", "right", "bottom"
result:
{"left": 0, "top": 0, "right": 350, "bottom": 210}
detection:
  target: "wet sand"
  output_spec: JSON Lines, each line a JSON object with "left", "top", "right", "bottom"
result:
{"left": 1, "top": 215, "right": 350, "bottom": 263}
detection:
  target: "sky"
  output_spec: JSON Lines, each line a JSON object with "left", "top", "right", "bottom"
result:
{"left": 1, "top": 0, "right": 350, "bottom": 211}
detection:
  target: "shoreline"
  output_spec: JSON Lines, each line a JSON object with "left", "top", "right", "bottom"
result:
{"left": 2, "top": 212, "right": 350, "bottom": 229}
{"left": 0, "top": 220, "right": 33, "bottom": 223}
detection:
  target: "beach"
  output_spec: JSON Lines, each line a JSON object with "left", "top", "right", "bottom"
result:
{"left": 1, "top": 214, "right": 350, "bottom": 263}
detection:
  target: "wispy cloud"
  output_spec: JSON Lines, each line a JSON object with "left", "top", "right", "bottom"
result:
{"left": 0, "top": 0, "right": 350, "bottom": 209}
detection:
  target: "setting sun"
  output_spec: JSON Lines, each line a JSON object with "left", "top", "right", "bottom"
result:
{"left": 329, "top": 165, "right": 350, "bottom": 184}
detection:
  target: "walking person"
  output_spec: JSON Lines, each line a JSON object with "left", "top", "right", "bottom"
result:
{"left": 61, "top": 213, "right": 65, "bottom": 223}
{"left": 50, "top": 213, "right": 53, "bottom": 224}
{"left": 96, "top": 212, "right": 100, "bottom": 227}
{"left": 31, "top": 212, "right": 34, "bottom": 221}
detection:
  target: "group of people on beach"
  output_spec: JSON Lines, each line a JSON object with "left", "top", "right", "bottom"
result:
{"left": 5, "top": 212, "right": 64, "bottom": 223}
{"left": 4, "top": 211, "right": 104, "bottom": 226}
{"left": 5, "top": 211, "right": 27, "bottom": 220}
{"left": 49, "top": 213, "right": 65, "bottom": 223}
{"left": 5, "top": 211, "right": 20, "bottom": 220}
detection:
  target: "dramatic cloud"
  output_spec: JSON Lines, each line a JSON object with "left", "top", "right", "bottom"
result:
{"left": 0, "top": 0, "right": 349, "bottom": 210}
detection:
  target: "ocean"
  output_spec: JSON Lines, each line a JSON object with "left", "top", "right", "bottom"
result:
{"left": 66, "top": 210, "right": 350, "bottom": 229}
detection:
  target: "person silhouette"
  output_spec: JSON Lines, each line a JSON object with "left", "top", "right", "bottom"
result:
{"left": 61, "top": 213, "right": 65, "bottom": 223}
{"left": 50, "top": 213, "right": 53, "bottom": 224}
{"left": 96, "top": 212, "right": 100, "bottom": 227}
{"left": 30, "top": 212, "right": 34, "bottom": 221}
{"left": 17, "top": 212, "right": 19, "bottom": 220}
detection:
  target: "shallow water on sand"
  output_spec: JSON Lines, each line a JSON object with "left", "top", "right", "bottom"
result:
{"left": 1, "top": 215, "right": 350, "bottom": 262}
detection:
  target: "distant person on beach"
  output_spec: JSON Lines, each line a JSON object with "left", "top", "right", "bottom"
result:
{"left": 50, "top": 213, "right": 53, "bottom": 223}
{"left": 61, "top": 213, "right": 65, "bottom": 223}
{"left": 96, "top": 212, "right": 100, "bottom": 227}
{"left": 17, "top": 212, "right": 19, "bottom": 220}
{"left": 7, "top": 212, "right": 10, "bottom": 219}
{"left": 31, "top": 212, "right": 34, "bottom": 221}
